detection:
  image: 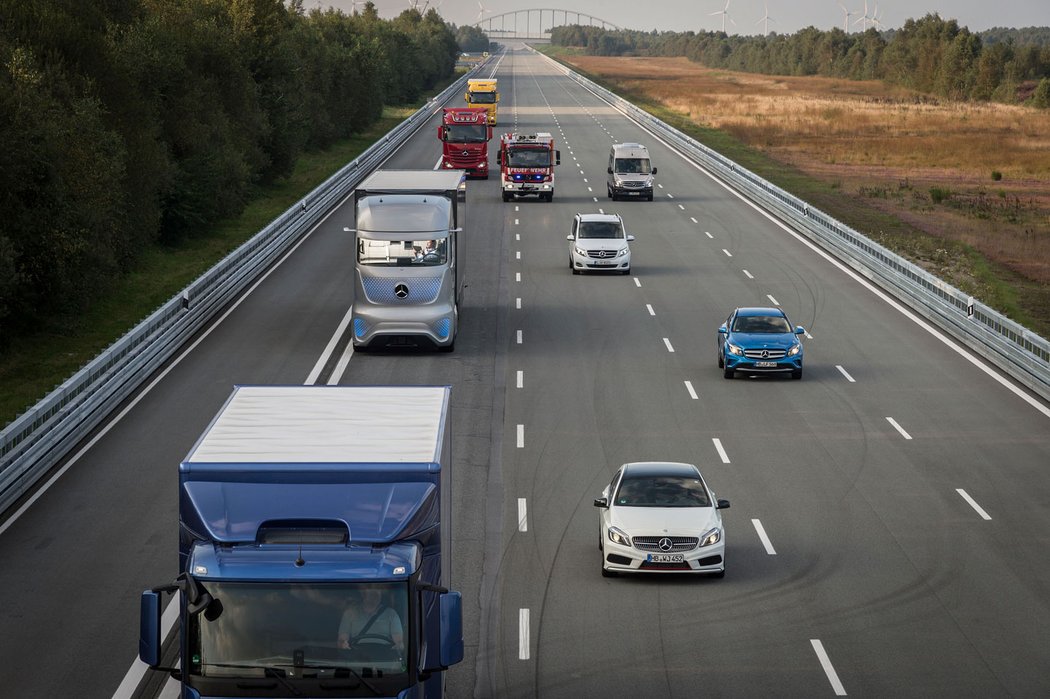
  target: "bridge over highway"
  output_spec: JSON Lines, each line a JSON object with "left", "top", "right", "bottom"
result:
{"left": 476, "top": 8, "right": 620, "bottom": 41}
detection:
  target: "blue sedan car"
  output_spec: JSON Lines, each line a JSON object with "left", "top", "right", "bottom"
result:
{"left": 718, "top": 307, "right": 805, "bottom": 379}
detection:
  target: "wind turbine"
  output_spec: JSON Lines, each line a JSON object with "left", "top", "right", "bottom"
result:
{"left": 350, "top": 0, "right": 367, "bottom": 14}
{"left": 870, "top": 2, "right": 884, "bottom": 29}
{"left": 853, "top": 0, "right": 871, "bottom": 31}
{"left": 709, "top": 0, "right": 735, "bottom": 34}
{"left": 837, "top": 1, "right": 856, "bottom": 33}
{"left": 476, "top": 0, "right": 491, "bottom": 24}
{"left": 756, "top": 1, "right": 774, "bottom": 36}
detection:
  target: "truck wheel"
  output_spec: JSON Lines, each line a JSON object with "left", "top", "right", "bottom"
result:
{"left": 607, "top": 185, "right": 613, "bottom": 199}
{"left": 545, "top": 192, "right": 554, "bottom": 203}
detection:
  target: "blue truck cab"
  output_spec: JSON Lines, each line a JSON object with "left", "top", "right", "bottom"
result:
{"left": 139, "top": 385, "right": 463, "bottom": 698}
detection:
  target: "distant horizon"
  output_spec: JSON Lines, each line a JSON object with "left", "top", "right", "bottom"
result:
{"left": 315, "top": 1, "right": 1047, "bottom": 37}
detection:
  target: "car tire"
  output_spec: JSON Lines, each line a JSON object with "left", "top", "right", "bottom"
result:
{"left": 607, "top": 185, "right": 612, "bottom": 199}
{"left": 439, "top": 339, "right": 455, "bottom": 353}
{"left": 723, "top": 366, "right": 734, "bottom": 379}
{"left": 713, "top": 567, "right": 725, "bottom": 579}
{"left": 502, "top": 192, "right": 511, "bottom": 202}
{"left": 647, "top": 193, "right": 654, "bottom": 202}
{"left": 571, "top": 260, "right": 580, "bottom": 275}
{"left": 792, "top": 368, "right": 803, "bottom": 380}
{"left": 601, "top": 565, "right": 617, "bottom": 578}
{"left": 621, "top": 267, "right": 630, "bottom": 275}
{"left": 718, "top": 353, "right": 724, "bottom": 369}
{"left": 546, "top": 192, "right": 554, "bottom": 203}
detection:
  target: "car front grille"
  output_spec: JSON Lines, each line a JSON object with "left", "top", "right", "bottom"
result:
{"left": 743, "top": 348, "right": 787, "bottom": 359}
{"left": 633, "top": 536, "right": 698, "bottom": 552}
{"left": 586, "top": 249, "right": 621, "bottom": 259}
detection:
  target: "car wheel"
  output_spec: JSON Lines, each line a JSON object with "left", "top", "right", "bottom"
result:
{"left": 601, "top": 565, "right": 617, "bottom": 578}
{"left": 723, "top": 366, "right": 734, "bottom": 379}
{"left": 607, "top": 185, "right": 612, "bottom": 199}
{"left": 502, "top": 192, "right": 511, "bottom": 202}
{"left": 546, "top": 192, "right": 554, "bottom": 202}
{"left": 792, "top": 368, "right": 803, "bottom": 380}
{"left": 621, "top": 267, "right": 630, "bottom": 276}
{"left": 439, "top": 339, "right": 455, "bottom": 353}
{"left": 647, "top": 193, "right": 654, "bottom": 202}
{"left": 718, "top": 352, "right": 724, "bottom": 369}
{"left": 571, "top": 260, "right": 580, "bottom": 275}
{"left": 713, "top": 567, "right": 725, "bottom": 579}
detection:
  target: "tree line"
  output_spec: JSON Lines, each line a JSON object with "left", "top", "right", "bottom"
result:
{"left": 551, "top": 14, "right": 1050, "bottom": 106}
{"left": 0, "top": 0, "right": 460, "bottom": 342}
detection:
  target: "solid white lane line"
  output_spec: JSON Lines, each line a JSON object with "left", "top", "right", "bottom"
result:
{"left": 433, "top": 155, "right": 443, "bottom": 170}
{"left": 516, "top": 330, "right": 522, "bottom": 344}
{"left": 811, "top": 640, "right": 847, "bottom": 695}
{"left": 516, "top": 298, "right": 521, "bottom": 309}
{"left": 516, "top": 370, "right": 523, "bottom": 389}
{"left": 836, "top": 365, "right": 856, "bottom": 382}
{"left": 957, "top": 489, "right": 992, "bottom": 520}
{"left": 690, "top": 217, "right": 698, "bottom": 224}
{"left": 633, "top": 277, "right": 641, "bottom": 287}
{"left": 684, "top": 381, "right": 699, "bottom": 400}
{"left": 646, "top": 304, "right": 656, "bottom": 316}
{"left": 723, "top": 249, "right": 733, "bottom": 257}
{"left": 518, "top": 498, "right": 528, "bottom": 532}
{"left": 752, "top": 519, "right": 777, "bottom": 554}
{"left": 743, "top": 269, "right": 754, "bottom": 279}
{"left": 519, "top": 609, "right": 530, "bottom": 660}
{"left": 112, "top": 597, "right": 180, "bottom": 699}
{"left": 305, "top": 306, "right": 354, "bottom": 384}
{"left": 886, "top": 417, "right": 912, "bottom": 440}
{"left": 713, "top": 438, "right": 731, "bottom": 463}
{"left": 663, "top": 338, "right": 675, "bottom": 353}
{"left": 328, "top": 339, "right": 355, "bottom": 385}
{"left": 517, "top": 424, "right": 524, "bottom": 448}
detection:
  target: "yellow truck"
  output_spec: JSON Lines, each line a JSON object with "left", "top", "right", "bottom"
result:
{"left": 465, "top": 78, "right": 499, "bottom": 125}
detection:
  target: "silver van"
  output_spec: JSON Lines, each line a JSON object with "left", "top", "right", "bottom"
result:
{"left": 607, "top": 143, "right": 656, "bottom": 201}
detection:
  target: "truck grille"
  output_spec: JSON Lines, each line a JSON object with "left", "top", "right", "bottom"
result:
{"left": 361, "top": 277, "right": 442, "bottom": 304}
{"left": 743, "top": 348, "right": 786, "bottom": 359}
{"left": 633, "top": 536, "right": 698, "bottom": 552}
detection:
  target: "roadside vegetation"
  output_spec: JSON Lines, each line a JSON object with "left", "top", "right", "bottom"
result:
{"left": 537, "top": 45, "right": 1050, "bottom": 340}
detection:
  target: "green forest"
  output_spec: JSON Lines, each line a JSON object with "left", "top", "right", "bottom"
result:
{"left": 552, "top": 15, "right": 1050, "bottom": 105}
{"left": 0, "top": 0, "right": 460, "bottom": 343}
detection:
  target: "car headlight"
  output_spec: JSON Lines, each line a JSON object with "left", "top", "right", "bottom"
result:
{"left": 617, "top": 247, "right": 629, "bottom": 257}
{"left": 788, "top": 343, "right": 802, "bottom": 356}
{"left": 574, "top": 245, "right": 588, "bottom": 257}
{"left": 608, "top": 527, "right": 631, "bottom": 547}
{"left": 726, "top": 342, "right": 744, "bottom": 356}
{"left": 699, "top": 527, "right": 721, "bottom": 547}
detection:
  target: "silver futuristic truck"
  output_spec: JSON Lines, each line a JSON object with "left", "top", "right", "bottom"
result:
{"left": 350, "top": 170, "right": 467, "bottom": 352}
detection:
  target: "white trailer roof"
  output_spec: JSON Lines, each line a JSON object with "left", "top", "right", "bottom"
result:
{"left": 186, "top": 386, "right": 450, "bottom": 464}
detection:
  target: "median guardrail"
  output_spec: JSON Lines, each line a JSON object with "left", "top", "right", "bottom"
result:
{"left": 0, "top": 66, "right": 481, "bottom": 516}
{"left": 534, "top": 47, "right": 1050, "bottom": 403}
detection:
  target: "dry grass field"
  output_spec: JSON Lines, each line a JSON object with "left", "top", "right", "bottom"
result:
{"left": 564, "top": 55, "right": 1050, "bottom": 331}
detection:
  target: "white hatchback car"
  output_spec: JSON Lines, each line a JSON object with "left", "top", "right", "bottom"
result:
{"left": 594, "top": 462, "right": 729, "bottom": 577}
{"left": 567, "top": 213, "right": 634, "bottom": 274}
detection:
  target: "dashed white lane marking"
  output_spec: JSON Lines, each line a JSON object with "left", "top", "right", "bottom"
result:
{"left": 516, "top": 370, "right": 523, "bottom": 389}
{"left": 836, "top": 365, "right": 856, "bottom": 382}
{"left": 588, "top": 187, "right": 593, "bottom": 192}
{"left": 767, "top": 294, "right": 780, "bottom": 306}
{"left": 886, "top": 417, "right": 912, "bottom": 440}
{"left": 805, "top": 330, "right": 814, "bottom": 339}
{"left": 678, "top": 204, "right": 685, "bottom": 210}
{"left": 515, "top": 205, "right": 520, "bottom": 212}
{"left": 516, "top": 251, "right": 521, "bottom": 260}
{"left": 667, "top": 193, "right": 675, "bottom": 199}
{"left": 516, "top": 298, "right": 522, "bottom": 309}
{"left": 583, "top": 178, "right": 588, "bottom": 183}
{"left": 515, "top": 272, "right": 521, "bottom": 282}
{"left": 743, "top": 270, "right": 754, "bottom": 279}
{"left": 684, "top": 381, "right": 698, "bottom": 400}
{"left": 516, "top": 330, "right": 523, "bottom": 344}
{"left": 518, "top": 498, "right": 528, "bottom": 532}
{"left": 519, "top": 609, "right": 530, "bottom": 660}
{"left": 663, "top": 338, "right": 675, "bottom": 353}
{"left": 515, "top": 233, "right": 520, "bottom": 241}
{"left": 957, "top": 489, "right": 992, "bottom": 520}
{"left": 593, "top": 197, "right": 598, "bottom": 202}
{"left": 633, "top": 277, "right": 641, "bottom": 287}
{"left": 811, "top": 640, "right": 847, "bottom": 696}
{"left": 752, "top": 519, "right": 777, "bottom": 554}
{"left": 599, "top": 209, "right": 605, "bottom": 214}
{"left": 646, "top": 304, "right": 655, "bottom": 316}
{"left": 516, "top": 424, "right": 524, "bottom": 448}
{"left": 690, "top": 217, "right": 698, "bottom": 224}
{"left": 658, "top": 183, "right": 664, "bottom": 188}
{"left": 706, "top": 231, "right": 714, "bottom": 239}
{"left": 515, "top": 218, "right": 519, "bottom": 225}
{"left": 713, "top": 438, "right": 731, "bottom": 464}
{"left": 723, "top": 249, "right": 733, "bottom": 257}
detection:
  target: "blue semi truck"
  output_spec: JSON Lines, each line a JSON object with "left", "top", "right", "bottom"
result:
{"left": 138, "top": 385, "right": 464, "bottom": 698}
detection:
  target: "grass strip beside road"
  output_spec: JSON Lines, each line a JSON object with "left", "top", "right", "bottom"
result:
{"left": 0, "top": 104, "right": 420, "bottom": 426}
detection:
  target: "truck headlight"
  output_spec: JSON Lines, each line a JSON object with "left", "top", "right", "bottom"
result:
{"left": 726, "top": 343, "right": 744, "bottom": 356}
{"left": 699, "top": 527, "right": 721, "bottom": 547}
{"left": 788, "top": 343, "right": 802, "bottom": 356}
{"left": 608, "top": 527, "right": 631, "bottom": 547}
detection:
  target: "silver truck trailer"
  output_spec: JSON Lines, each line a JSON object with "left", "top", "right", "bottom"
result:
{"left": 351, "top": 170, "right": 467, "bottom": 351}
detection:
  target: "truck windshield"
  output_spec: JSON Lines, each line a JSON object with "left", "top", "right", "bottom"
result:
{"left": 506, "top": 148, "right": 551, "bottom": 168}
{"left": 468, "top": 92, "right": 496, "bottom": 104}
{"left": 614, "top": 158, "right": 652, "bottom": 174}
{"left": 358, "top": 238, "right": 447, "bottom": 266}
{"left": 445, "top": 124, "right": 488, "bottom": 143}
{"left": 187, "top": 581, "right": 410, "bottom": 694}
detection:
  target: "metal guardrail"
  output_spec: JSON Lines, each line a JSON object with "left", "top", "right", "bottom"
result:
{"left": 534, "top": 48, "right": 1050, "bottom": 402}
{"left": 0, "top": 67, "right": 480, "bottom": 515}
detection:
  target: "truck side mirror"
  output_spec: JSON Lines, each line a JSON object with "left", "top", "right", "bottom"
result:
{"left": 555, "top": 150, "right": 561, "bottom": 166}
{"left": 464, "top": 92, "right": 470, "bottom": 102}
{"left": 496, "top": 152, "right": 502, "bottom": 165}
{"left": 437, "top": 125, "right": 444, "bottom": 140}
{"left": 438, "top": 592, "right": 464, "bottom": 668}
{"left": 607, "top": 167, "right": 613, "bottom": 174}
{"left": 487, "top": 126, "right": 493, "bottom": 139}
{"left": 139, "top": 590, "right": 162, "bottom": 667}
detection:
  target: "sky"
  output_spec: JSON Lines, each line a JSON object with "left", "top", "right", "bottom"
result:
{"left": 317, "top": 0, "right": 1048, "bottom": 36}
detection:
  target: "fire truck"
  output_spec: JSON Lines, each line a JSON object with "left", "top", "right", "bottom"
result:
{"left": 497, "top": 132, "right": 561, "bottom": 202}
{"left": 438, "top": 107, "right": 492, "bottom": 179}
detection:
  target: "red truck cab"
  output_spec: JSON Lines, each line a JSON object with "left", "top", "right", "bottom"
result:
{"left": 438, "top": 107, "right": 492, "bottom": 179}
{"left": 497, "top": 132, "right": 561, "bottom": 202}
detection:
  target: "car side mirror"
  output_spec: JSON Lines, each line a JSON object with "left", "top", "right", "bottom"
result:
{"left": 718, "top": 325, "right": 727, "bottom": 334}
{"left": 795, "top": 326, "right": 805, "bottom": 335}
{"left": 593, "top": 497, "right": 609, "bottom": 508}
{"left": 607, "top": 167, "right": 613, "bottom": 174}
{"left": 652, "top": 167, "right": 658, "bottom": 175}
{"left": 567, "top": 234, "right": 575, "bottom": 241}
{"left": 716, "top": 499, "right": 730, "bottom": 510}
{"left": 626, "top": 235, "right": 635, "bottom": 242}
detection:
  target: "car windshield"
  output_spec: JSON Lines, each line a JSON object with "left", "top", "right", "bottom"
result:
{"left": 614, "top": 475, "right": 711, "bottom": 508}
{"left": 732, "top": 315, "right": 792, "bottom": 333}
{"left": 614, "top": 158, "right": 651, "bottom": 174}
{"left": 444, "top": 124, "right": 488, "bottom": 143}
{"left": 578, "top": 221, "right": 624, "bottom": 239}
{"left": 506, "top": 148, "right": 551, "bottom": 168}
{"left": 358, "top": 238, "right": 447, "bottom": 266}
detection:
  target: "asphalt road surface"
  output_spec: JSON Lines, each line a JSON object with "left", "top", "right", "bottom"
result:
{"left": 1, "top": 45, "right": 1049, "bottom": 698}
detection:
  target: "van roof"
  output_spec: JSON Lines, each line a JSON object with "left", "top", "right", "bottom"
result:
{"left": 611, "top": 143, "right": 650, "bottom": 157}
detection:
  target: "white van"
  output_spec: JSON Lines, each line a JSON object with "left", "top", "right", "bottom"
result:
{"left": 607, "top": 143, "right": 656, "bottom": 201}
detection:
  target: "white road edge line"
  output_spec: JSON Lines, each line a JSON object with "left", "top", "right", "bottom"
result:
{"left": 957, "top": 488, "right": 992, "bottom": 520}
{"left": 684, "top": 381, "right": 699, "bottom": 400}
{"left": 713, "top": 438, "right": 731, "bottom": 464}
{"left": 519, "top": 609, "right": 530, "bottom": 660}
{"left": 518, "top": 498, "right": 528, "bottom": 532}
{"left": 886, "top": 417, "right": 913, "bottom": 440}
{"left": 752, "top": 519, "right": 776, "bottom": 555}
{"left": 811, "top": 639, "right": 847, "bottom": 696}
{"left": 836, "top": 365, "right": 856, "bottom": 383}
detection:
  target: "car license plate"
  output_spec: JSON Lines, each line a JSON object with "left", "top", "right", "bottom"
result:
{"left": 596, "top": 260, "right": 615, "bottom": 265}
{"left": 647, "top": 553, "right": 684, "bottom": 563}
{"left": 628, "top": 192, "right": 640, "bottom": 196}
{"left": 755, "top": 361, "right": 777, "bottom": 368}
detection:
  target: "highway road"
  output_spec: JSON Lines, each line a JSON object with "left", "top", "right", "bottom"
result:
{"left": 1, "top": 44, "right": 1049, "bottom": 698}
